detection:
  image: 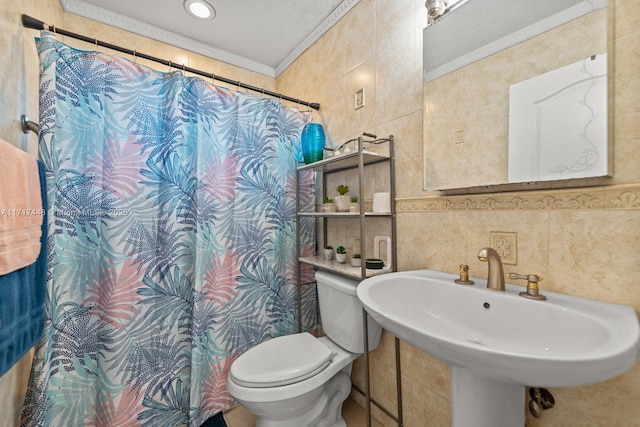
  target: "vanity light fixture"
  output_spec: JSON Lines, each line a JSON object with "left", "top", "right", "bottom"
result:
{"left": 184, "top": 0, "right": 216, "bottom": 20}
{"left": 425, "top": 0, "right": 448, "bottom": 19}
{"left": 425, "top": 0, "right": 468, "bottom": 24}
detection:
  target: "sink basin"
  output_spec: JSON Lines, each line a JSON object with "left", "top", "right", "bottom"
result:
{"left": 357, "top": 269, "right": 640, "bottom": 426}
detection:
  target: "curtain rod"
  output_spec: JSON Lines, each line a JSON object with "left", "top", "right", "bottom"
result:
{"left": 21, "top": 14, "right": 320, "bottom": 111}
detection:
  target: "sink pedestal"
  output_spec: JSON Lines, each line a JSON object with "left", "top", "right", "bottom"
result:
{"left": 451, "top": 367, "right": 524, "bottom": 427}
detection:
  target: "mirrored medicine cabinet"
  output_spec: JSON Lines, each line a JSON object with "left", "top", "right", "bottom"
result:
{"left": 422, "top": 0, "right": 612, "bottom": 192}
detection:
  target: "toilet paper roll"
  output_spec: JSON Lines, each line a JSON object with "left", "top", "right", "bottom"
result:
{"left": 372, "top": 192, "right": 391, "bottom": 213}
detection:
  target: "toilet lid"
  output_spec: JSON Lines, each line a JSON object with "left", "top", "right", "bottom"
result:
{"left": 230, "top": 332, "right": 335, "bottom": 388}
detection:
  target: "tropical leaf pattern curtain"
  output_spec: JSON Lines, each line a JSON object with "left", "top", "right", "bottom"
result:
{"left": 21, "top": 32, "right": 316, "bottom": 426}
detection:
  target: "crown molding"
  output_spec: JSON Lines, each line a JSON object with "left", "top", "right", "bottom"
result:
{"left": 61, "top": 0, "right": 358, "bottom": 79}
{"left": 396, "top": 184, "right": 640, "bottom": 212}
{"left": 275, "top": 0, "right": 360, "bottom": 76}
{"left": 423, "top": 0, "right": 607, "bottom": 82}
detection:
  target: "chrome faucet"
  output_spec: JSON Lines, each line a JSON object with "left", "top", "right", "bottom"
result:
{"left": 477, "top": 247, "right": 505, "bottom": 291}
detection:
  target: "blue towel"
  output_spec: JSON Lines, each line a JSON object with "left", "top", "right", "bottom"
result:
{"left": 0, "top": 160, "right": 47, "bottom": 376}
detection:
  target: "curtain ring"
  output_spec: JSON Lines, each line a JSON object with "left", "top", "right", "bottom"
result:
{"left": 51, "top": 25, "right": 57, "bottom": 35}
{"left": 168, "top": 60, "right": 172, "bottom": 72}
{"left": 132, "top": 49, "right": 137, "bottom": 63}
{"left": 182, "top": 63, "right": 186, "bottom": 74}
{"left": 94, "top": 36, "right": 98, "bottom": 48}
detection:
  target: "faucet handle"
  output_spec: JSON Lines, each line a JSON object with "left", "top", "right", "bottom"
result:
{"left": 507, "top": 273, "right": 542, "bottom": 283}
{"left": 508, "top": 272, "right": 546, "bottom": 300}
{"left": 455, "top": 264, "right": 474, "bottom": 285}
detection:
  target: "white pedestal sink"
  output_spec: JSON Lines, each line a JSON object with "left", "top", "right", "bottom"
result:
{"left": 357, "top": 270, "right": 640, "bottom": 427}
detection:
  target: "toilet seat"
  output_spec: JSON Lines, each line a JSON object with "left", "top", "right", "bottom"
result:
{"left": 229, "top": 332, "right": 335, "bottom": 388}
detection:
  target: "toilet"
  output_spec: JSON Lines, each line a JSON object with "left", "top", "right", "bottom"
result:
{"left": 226, "top": 270, "right": 382, "bottom": 427}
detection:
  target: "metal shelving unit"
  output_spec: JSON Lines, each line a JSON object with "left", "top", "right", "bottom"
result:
{"left": 295, "top": 134, "right": 403, "bottom": 427}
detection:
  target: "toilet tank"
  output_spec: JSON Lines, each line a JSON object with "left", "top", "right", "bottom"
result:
{"left": 315, "top": 270, "right": 381, "bottom": 354}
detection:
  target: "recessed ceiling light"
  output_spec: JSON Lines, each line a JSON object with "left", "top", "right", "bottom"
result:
{"left": 184, "top": 0, "right": 216, "bottom": 20}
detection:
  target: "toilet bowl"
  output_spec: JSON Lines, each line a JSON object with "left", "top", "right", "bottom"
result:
{"left": 226, "top": 271, "right": 382, "bottom": 427}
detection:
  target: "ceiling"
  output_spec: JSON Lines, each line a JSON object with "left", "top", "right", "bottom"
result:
{"left": 60, "top": 0, "right": 359, "bottom": 77}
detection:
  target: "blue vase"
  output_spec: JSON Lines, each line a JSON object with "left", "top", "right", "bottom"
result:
{"left": 301, "top": 123, "right": 325, "bottom": 164}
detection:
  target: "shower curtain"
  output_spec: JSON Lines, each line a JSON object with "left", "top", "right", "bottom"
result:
{"left": 21, "top": 32, "right": 317, "bottom": 426}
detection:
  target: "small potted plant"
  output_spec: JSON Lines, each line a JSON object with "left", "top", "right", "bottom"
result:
{"left": 334, "top": 184, "right": 350, "bottom": 212}
{"left": 335, "top": 246, "right": 347, "bottom": 263}
{"left": 322, "top": 196, "right": 335, "bottom": 213}
{"left": 349, "top": 196, "right": 359, "bottom": 213}
{"left": 351, "top": 252, "right": 361, "bottom": 267}
{"left": 323, "top": 245, "right": 334, "bottom": 261}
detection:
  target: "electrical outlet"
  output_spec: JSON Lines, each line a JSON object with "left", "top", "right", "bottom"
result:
{"left": 490, "top": 231, "right": 517, "bottom": 265}
{"left": 455, "top": 128, "right": 466, "bottom": 144}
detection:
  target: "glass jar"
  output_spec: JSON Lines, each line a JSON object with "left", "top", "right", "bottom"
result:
{"left": 300, "top": 123, "right": 325, "bottom": 164}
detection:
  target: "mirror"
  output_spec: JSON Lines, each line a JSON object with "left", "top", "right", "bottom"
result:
{"left": 422, "top": 0, "right": 609, "bottom": 191}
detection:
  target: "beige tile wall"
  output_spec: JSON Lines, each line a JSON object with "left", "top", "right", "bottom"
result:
{"left": 0, "top": 1, "right": 274, "bottom": 425}
{"left": 277, "top": 0, "right": 640, "bottom": 426}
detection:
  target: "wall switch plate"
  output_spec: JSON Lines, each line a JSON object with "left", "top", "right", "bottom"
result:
{"left": 354, "top": 88, "right": 365, "bottom": 110}
{"left": 490, "top": 231, "right": 517, "bottom": 265}
{"left": 455, "top": 128, "right": 466, "bottom": 144}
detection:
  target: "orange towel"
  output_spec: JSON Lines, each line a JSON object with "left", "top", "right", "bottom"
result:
{"left": 0, "top": 139, "right": 43, "bottom": 275}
